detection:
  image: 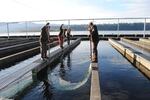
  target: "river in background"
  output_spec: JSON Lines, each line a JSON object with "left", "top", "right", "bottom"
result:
{"left": 0, "top": 31, "right": 150, "bottom": 37}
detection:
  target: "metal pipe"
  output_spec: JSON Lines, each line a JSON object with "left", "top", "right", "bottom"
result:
{"left": 143, "top": 18, "right": 146, "bottom": 38}
{"left": 68, "top": 20, "right": 70, "bottom": 29}
{"left": 25, "top": 21, "right": 28, "bottom": 38}
{"left": 6, "top": 23, "right": 9, "bottom": 39}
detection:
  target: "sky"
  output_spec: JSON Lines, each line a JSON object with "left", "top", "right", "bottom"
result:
{"left": 0, "top": 0, "right": 150, "bottom": 22}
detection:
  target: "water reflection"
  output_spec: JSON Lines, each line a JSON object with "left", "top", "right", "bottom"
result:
{"left": 67, "top": 54, "right": 71, "bottom": 70}
{"left": 48, "top": 51, "right": 92, "bottom": 91}
{"left": 59, "top": 58, "right": 65, "bottom": 78}
{"left": 42, "top": 80, "right": 53, "bottom": 100}
{"left": 59, "top": 53, "right": 71, "bottom": 79}
{"left": 20, "top": 41, "right": 91, "bottom": 100}
{"left": 37, "top": 67, "right": 53, "bottom": 100}
{"left": 35, "top": 53, "right": 72, "bottom": 100}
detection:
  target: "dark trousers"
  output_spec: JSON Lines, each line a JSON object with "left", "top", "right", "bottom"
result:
{"left": 92, "top": 40, "right": 99, "bottom": 62}
{"left": 40, "top": 42, "right": 48, "bottom": 58}
{"left": 67, "top": 37, "right": 70, "bottom": 45}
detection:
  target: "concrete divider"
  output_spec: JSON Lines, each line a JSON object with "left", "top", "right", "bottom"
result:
{"left": 109, "top": 39, "right": 150, "bottom": 79}
{"left": 139, "top": 38, "right": 150, "bottom": 44}
{"left": 90, "top": 63, "right": 101, "bottom": 100}
{"left": 0, "top": 39, "right": 36, "bottom": 48}
{"left": 0, "top": 38, "right": 81, "bottom": 93}
{"left": 32, "top": 38, "right": 81, "bottom": 73}
{"left": 0, "top": 41, "right": 39, "bottom": 58}
{"left": 121, "top": 38, "right": 150, "bottom": 52}
{"left": 0, "top": 41, "right": 59, "bottom": 68}
{"left": 0, "top": 38, "right": 28, "bottom": 45}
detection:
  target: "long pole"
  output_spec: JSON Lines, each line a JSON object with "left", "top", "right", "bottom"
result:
{"left": 68, "top": 20, "right": 71, "bottom": 43}
{"left": 88, "top": 24, "right": 92, "bottom": 61}
{"left": 45, "top": 20, "right": 50, "bottom": 58}
{"left": 48, "top": 21, "right": 50, "bottom": 58}
{"left": 90, "top": 36, "right": 92, "bottom": 61}
{"left": 68, "top": 20, "right": 70, "bottom": 29}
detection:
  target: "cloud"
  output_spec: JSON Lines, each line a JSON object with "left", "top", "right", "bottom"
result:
{"left": 117, "top": 0, "right": 150, "bottom": 17}
{"left": 0, "top": 0, "right": 150, "bottom": 22}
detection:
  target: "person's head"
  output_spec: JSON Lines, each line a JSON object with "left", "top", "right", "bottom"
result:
{"left": 63, "top": 29, "right": 67, "bottom": 34}
{"left": 89, "top": 22, "right": 94, "bottom": 27}
{"left": 46, "top": 23, "right": 50, "bottom": 26}
{"left": 64, "top": 29, "right": 67, "bottom": 32}
{"left": 45, "top": 22, "right": 50, "bottom": 31}
{"left": 60, "top": 24, "right": 64, "bottom": 30}
{"left": 88, "top": 22, "right": 94, "bottom": 31}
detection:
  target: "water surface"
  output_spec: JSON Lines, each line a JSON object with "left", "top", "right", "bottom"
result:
{"left": 17, "top": 41, "right": 150, "bottom": 100}
{"left": 21, "top": 41, "right": 91, "bottom": 100}
{"left": 99, "top": 41, "right": 150, "bottom": 100}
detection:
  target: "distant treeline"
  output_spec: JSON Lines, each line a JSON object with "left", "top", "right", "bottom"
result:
{"left": 1, "top": 22, "right": 150, "bottom": 33}
{"left": 69, "top": 23, "right": 150, "bottom": 31}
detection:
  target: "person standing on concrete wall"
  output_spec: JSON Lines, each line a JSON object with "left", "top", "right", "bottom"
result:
{"left": 40, "top": 23, "right": 50, "bottom": 60}
{"left": 66, "top": 28, "right": 71, "bottom": 45}
{"left": 88, "top": 22, "right": 99, "bottom": 62}
{"left": 58, "top": 24, "right": 67, "bottom": 49}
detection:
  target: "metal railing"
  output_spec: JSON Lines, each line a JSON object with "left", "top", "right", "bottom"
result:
{"left": 0, "top": 17, "right": 150, "bottom": 39}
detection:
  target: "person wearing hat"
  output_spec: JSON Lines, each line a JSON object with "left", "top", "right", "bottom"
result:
{"left": 66, "top": 28, "right": 71, "bottom": 45}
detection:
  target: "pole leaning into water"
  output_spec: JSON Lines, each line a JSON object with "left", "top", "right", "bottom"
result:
{"left": 88, "top": 26, "right": 93, "bottom": 61}
{"left": 47, "top": 21, "right": 50, "bottom": 58}
{"left": 90, "top": 35, "right": 92, "bottom": 61}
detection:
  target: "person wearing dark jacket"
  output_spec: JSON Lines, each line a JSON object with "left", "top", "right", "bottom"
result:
{"left": 88, "top": 22, "right": 99, "bottom": 62}
{"left": 40, "top": 23, "right": 50, "bottom": 60}
{"left": 66, "top": 28, "right": 71, "bottom": 45}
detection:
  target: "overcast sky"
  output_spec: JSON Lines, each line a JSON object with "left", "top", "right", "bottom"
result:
{"left": 0, "top": 0, "right": 150, "bottom": 22}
